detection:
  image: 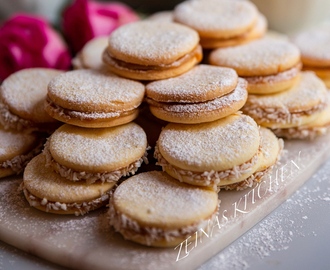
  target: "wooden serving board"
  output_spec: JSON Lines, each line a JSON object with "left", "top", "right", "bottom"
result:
{"left": 1, "top": 133, "right": 330, "bottom": 270}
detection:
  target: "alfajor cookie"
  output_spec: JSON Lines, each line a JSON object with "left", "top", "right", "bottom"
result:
{"left": 173, "top": 0, "right": 266, "bottom": 49}
{"left": 242, "top": 71, "right": 328, "bottom": 129}
{"left": 291, "top": 23, "right": 330, "bottom": 88}
{"left": 0, "top": 68, "right": 62, "bottom": 132}
{"left": 209, "top": 38, "right": 302, "bottom": 94}
{"left": 22, "top": 154, "right": 115, "bottom": 215}
{"left": 154, "top": 113, "right": 261, "bottom": 190}
{"left": 43, "top": 122, "right": 149, "bottom": 184}
{"left": 145, "top": 65, "right": 248, "bottom": 124}
{"left": 221, "top": 127, "right": 283, "bottom": 191}
{"left": 72, "top": 36, "right": 109, "bottom": 70}
{"left": 102, "top": 21, "right": 203, "bottom": 80}
{"left": 45, "top": 69, "right": 145, "bottom": 128}
{"left": 272, "top": 93, "right": 330, "bottom": 140}
{"left": 108, "top": 170, "right": 219, "bottom": 247}
{"left": 0, "top": 124, "right": 43, "bottom": 178}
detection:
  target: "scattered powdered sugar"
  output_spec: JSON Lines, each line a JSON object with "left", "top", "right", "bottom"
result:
{"left": 198, "top": 158, "right": 330, "bottom": 270}
{"left": 173, "top": 0, "right": 258, "bottom": 38}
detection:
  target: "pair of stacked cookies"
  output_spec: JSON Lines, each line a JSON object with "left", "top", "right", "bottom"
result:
{"left": 0, "top": 68, "right": 62, "bottom": 179}
{"left": 22, "top": 69, "right": 150, "bottom": 216}
{"left": 209, "top": 37, "right": 330, "bottom": 140}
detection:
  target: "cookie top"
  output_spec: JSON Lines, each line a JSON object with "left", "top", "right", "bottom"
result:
{"left": 245, "top": 72, "right": 327, "bottom": 114}
{"left": 47, "top": 69, "right": 145, "bottom": 113}
{"left": 173, "top": 0, "right": 258, "bottom": 38}
{"left": 23, "top": 154, "right": 115, "bottom": 204}
{"left": 106, "top": 21, "right": 200, "bottom": 66}
{"left": 111, "top": 171, "right": 218, "bottom": 229}
{"left": 0, "top": 125, "right": 40, "bottom": 162}
{"left": 0, "top": 68, "right": 62, "bottom": 123}
{"left": 47, "top": 122, "right": 148, "bottom": 173}
{"left": 209, "top": 38, "right": 301, "bottom": 76}
{"left": 157, "top": 113, "right": 260, "bottom": 172}
{"left": 146, "top": 65, "right": 238, "bottom": 103}
{"left": 291, "top": 24, "right": 330, "bottom": 67}
{"left": 74, "top": 36, "right": 109, "bottom": 70}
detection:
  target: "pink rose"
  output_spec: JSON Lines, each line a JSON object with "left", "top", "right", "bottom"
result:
{"left": 0, "top": 14, "right": 71, "bottom": 81}
{"left": 62, "top": 0, "right": 140, "bottom": 53}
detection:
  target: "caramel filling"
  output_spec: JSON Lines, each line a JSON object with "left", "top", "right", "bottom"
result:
{"left": 103, "top": 45, "right": 203, "bottom": 71}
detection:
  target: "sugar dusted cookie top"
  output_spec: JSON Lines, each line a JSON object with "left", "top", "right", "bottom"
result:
{"left": 157, "top": 113, "right": 260, "bottom": 172}
{"left": 291, "top": 24, "right": 330, "bottom": 67}
{"left": 1, "top": 68, "right": 62, "bottom": 123}
{"left": 106, "top": 21, "right": 200, "bottom": 65}
{"left": 173, "top": 0, "right": 258, "bottom": 38}
{"left": 47, "top": 69, "right": 145, "bottom": 113}
{"left": 112, "top": 171, "right": 218, "bottom": 229}
{"left": 209, "top": 38, "right": 301, "bottom": 76}
{"left": 146, "top": 65, "right": 238, "bottom": 103}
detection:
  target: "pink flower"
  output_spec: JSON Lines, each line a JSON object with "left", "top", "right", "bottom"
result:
{"left": 0, "top": 14, "right": 71, "bottom": 81}
{"left": 62, "top": 0, "right": 140, "bottom": 54}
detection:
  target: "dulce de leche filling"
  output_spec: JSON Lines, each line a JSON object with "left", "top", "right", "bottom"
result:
{"left": 103, "top": 44, "right": 203, "bottom": 71}
{"left": 43, "top": 139, "right": 150, "bottom": 184}
{"left": 154, "top": 143, "right": 260, "bottom": 189}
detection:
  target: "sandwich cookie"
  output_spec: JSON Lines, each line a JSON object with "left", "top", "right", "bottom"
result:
{"left": 43, "top": 122, "right": 149, "bottom": 184}
{"left": 0, "top": 68, "right": 62, "bottom": 132}
{"left": 154, "top": 113, "right": 261, "bottom": 190}
{"left": 0, "top": 125, "right": 43, "bottom": 178}
{"left": 72, "top": 36, "right": 109, "bottom": 70}
{"left": 102, "top": 21, "right": 203, "bottom": 80}
{"left": 22, "top": 154, "right": 115, "bottom": 215}
{"left": 45, "top": 69, "right": 145, "bottom": 128}
{"left": 272, "top": 93, "right": 330, "bottom": 140}
{"left": 108, "top": 171, "right": 219, "bottom": 247}
{"left": 145, "top": 11, "right": 174, "bottom": 22}
{"left": 221, "top": 127, "right": 283, "bottom": 191}
{"left": 145, "top": 65, "right": 248, "bottom": 124}
{"left": 291, "top": 23, "right": 330, "bottom": 88}
{"left": 209, "top": 38, "right": 301, "bottom": 94}
{"left": 173, "top": 0, "right": 265, "bottom": 49}
{"left": 242, "top": 72, "right": 328, "bottom": 129}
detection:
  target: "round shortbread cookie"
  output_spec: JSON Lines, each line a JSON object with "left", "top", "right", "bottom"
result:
{"left": 103, "top": 21, "right": 202, "bottom": 80}
{"left": 22, "top": 154, "right": 115, "bottom": 215}
{"left": 291, "top": 24, "right": 330, "bottom": 67}
{"left": 220, "top": 127, "right": 283, "bottom": 190}
{"left": 146, "top": 65, "right": 238, "bottom": 103}
{"left": 72, "top": 36, "right": 108, "bottom": 70}
{"left": 108, "top": 171, "right": 219, "bottom": 247}
{"left": 272, "top": 95, "right": 330, "bottom": 140}
{"left": 302, "top": 66, "right": 330, "bottom": 88}
{"left": 173, "top": 0, "right": 258, "bottom": 39}
{"left": 45, "top": 69, "right": 145, "bottom": 128}
{"left": 0, "top": 125, "right": 43, "bottom": 178}
{"left": 209, "top": 38, "right": 301, "bottom": 76}
{"left": 200, "top": 13, "right": 267, "bottom": 49}
{"left": 44, "top": 122, "right": 148, "bottom": 184}
{"left": 155, "top": 113, "right": 260, "bottom": 189}
{"left": 146, "top": 78, "right": 248, "bottom": 124}
{"left": 243, "top": 72, "right": 328, "bottom": 129}
{"left": 145, "top": 11, "right": 174, "bottom": 22}
{"left": 0, "top": 68, "right": 62, "bottom": 132}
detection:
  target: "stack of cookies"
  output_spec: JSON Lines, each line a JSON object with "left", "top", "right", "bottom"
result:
{"left": 21, "top": 68, "right": 150, "bottom": 216}
{"left": 0, "top": 68, "right": 62, "bottom": 179}
{"left": 209, "top": 37, "right": 330, "bottom": 140}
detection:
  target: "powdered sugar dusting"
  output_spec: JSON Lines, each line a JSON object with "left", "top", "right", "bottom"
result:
{"left": 48, "top": 69, "right": 145, "bottom": 112}
{"left": 173, "top": 0, "right": 258, "bottom": 38}
{"left": 158, "top": 113, "right": 260, "bottom": 171}
{"left": 107, "top": 21, "right": 199, "bottom": 65}
{"left": 146, "top": 65, "right": 238, "bottom": 102}
{"left": 209, "top": 38, "right": 301, "bottom": 76}
{"left": 49, "top": 123, "right": 147, "bottom": 170}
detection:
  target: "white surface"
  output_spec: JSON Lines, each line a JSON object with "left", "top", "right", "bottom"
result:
{"left": 1, "top": 134, "right": 330, "bottom": 269}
